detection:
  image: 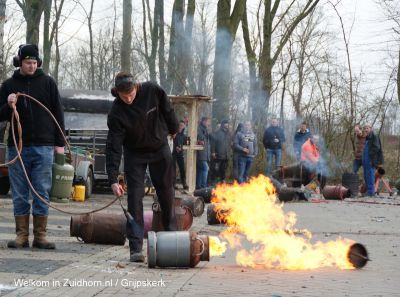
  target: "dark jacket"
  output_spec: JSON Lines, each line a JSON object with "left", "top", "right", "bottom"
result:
{"left": 211, "top": 127, "right": 231, "bottom": 160}
{"left": 106, "top": 81, "right": 179, "bottom": 184}
{"left": 294, "top": 129, "right": 311, "bottom": 155}
{"left": 234, "top": 129, "right": 258, "bottom": 158}
{"left": 197, "top": 122, "right": 210, "bottom": 161}
{"left": 263, "top": 126, "right": 286, "bottom": 150}
{"left": 0, "top": 69, "right": 65, "bottom": 147}
{"left": 365, "top": 132, "right": 384, "bottom": 167}
{"left": 173, "top": 129, "right": 187, "bottom": 156}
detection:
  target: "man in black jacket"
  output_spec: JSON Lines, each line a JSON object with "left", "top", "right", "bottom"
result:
{"left": 263, "top": 118, "right": 286, "bottom": 175}
{"left": 0, "top": 44, "right": 65, "bottom": 250}
{"left": 173, "top": 120, "right": 188, "bottom": 189}
{"left": 362, "top": 125, "right": 384, "bottom": 197}
{"left": 211, "top": 119, "right": 231, "bottom": 183}
{"left": 196, "top": 117, "right": 211, "bottom": 189}
{"left": 106, "top": 72, "right": 179, "bottom": 262}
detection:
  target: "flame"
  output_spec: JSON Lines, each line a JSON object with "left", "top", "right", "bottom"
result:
{"left": 209, "top": 236, "right": 227, "bottom": 256}
{"left": 210, "top": 175, "right": 355, "bottom": 270}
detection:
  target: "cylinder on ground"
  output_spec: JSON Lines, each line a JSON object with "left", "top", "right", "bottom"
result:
{"left": 322, "top": 185, "right": 350, "bottom": 200}
{"left": 70, "top": 212, "right": 126, "bottom": 245}
{"left": 147, "top": 231, "right": 210, "bottom": 268}
{"left": 347, "top": 243, "right": 369, "bottom": 269}
{"left": 193, "top": 187, "right": 213, "bottom": 203}
{"left": 207, "top": 203, "right": 228, "bottom": 225}
{"left": 179, "top": 195, "right": 205, "bottom": 217}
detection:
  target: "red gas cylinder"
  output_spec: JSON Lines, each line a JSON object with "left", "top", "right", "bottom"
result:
{"left": 322, "top": 185, "right": 350, "bottom": 200}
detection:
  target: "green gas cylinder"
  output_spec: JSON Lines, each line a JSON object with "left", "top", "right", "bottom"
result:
{"left": 50, "top": 153, "right": 74, "bottom": 203}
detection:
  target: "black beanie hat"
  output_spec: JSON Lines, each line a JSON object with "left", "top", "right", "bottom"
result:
{"left": 19, "top": 44, "right": 40, "bottom": 61}
{"left": 114, "top": 72, "right": 135, "bottom": 93}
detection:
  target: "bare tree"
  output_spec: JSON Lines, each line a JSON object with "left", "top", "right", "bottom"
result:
{"left": 213, "top": 0, "right": 246, "bottom": 122}
{"left": 42, "top": 0, "right": 65, "bottom": 74}
{"left": 0, "top": 0, "right": 6, "bottom": 78}
{"left": 242, "top": 0, "right": 319, "bottom": 125}
{"left": 15, "top": 0, "right": 46, "bottom": 44}
{"left": 121, "top": 0, "right": 132, "bottom": 73}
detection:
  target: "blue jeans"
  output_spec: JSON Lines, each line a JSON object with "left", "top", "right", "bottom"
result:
{"left": 8, "top": 146, "right": 54, "bottom": 216}
{"left": 238, "top": 156, "right": 253, "bottom": 183}
{"left": 196, "top": 160, "right": 209, "bottom": 189}
{"left": 266, "top": 149, "right": 282, "bottom": 175}
{"left": 362, "top": 142, "right": 375, "bottom": 195}
{"left": 353, "top": 159, "right": 362, "bottom": 174}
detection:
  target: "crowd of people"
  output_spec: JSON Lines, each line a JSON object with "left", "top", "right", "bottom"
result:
{"left": 170, "top": 116, "right": 331, "bottom": 190}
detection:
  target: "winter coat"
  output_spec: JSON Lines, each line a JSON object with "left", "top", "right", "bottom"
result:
{"left": 294, "top": 129, "right": 311, "bottom": 156}
{"left": 173, "top": 130, "right": 187, "bottom": 156}
{"left": 211, "top": 127, "right": 231, "bottom": 160}
{"left": 106, "top": 81, "right": 179, "bottom": 184}
{"left": 197, "top": 122, "right": 210, "bottom": 161}
{"left": 365, "top": 132, "right": 384, "bottom": 167}
{"left": 263, "top": 126, "right": 286, "bottom": 150}
{"left": 0, "top": 69, "right": 65, "bottom": 147}
{"left": 234, "top": 129, "right": 258, "bottom": 158}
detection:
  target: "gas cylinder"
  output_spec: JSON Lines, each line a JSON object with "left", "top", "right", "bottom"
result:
{"left": 50, "top": 153, "right": 74, "bottom": 203}
{"left": 147, "top": 231, "right": 209, "bottom": 268}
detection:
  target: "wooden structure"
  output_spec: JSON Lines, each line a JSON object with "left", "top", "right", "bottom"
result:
{"left": 169, "top": 95, "right": 212, "bottom": 193}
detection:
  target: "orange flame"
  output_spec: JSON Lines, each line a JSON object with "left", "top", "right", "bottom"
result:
{"left": 209, "top": 236, "right": 227, "bottom": 256}
{"left": 210, "top": 175, "right": 355, "bottom": 270}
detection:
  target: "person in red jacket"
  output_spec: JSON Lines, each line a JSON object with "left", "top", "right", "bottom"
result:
{"left": 301, "top": 135, "right": 326, "bottom": 189}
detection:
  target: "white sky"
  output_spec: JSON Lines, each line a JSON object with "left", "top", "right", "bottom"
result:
{"left": 4, "top": 0, "right": 397, "bottom": 96}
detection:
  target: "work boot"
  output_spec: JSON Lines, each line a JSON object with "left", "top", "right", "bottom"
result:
{"left": 32, "top": 216, "right": 55, "bottom": 249}
{"left": 130, "top": 252, "right": 145, "bottom": 263}
{"left": 129, "top": 241, "right": 144, "bottom": 262}
{"left": 7, "top": 214, "right": 30, "bottom": 248}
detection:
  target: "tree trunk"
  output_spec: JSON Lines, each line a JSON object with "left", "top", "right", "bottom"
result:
{"left": 88, "top": 0, "right": 95, "bottom": 90}
{"left": 212, "top": 0, "right": 246, "bottom": 122}
{"left": 398, "top": 47, "right": 400, "bottom": 105}
{"left": 121, "top": 0, "right": 132, "bottom": 73}
{"left": 42, "top": 0, "right": 51, "bottom": 73}
{"left": 16, "top": 0, "right": 46, "bottom": 44}
{"left": 157, "top": 0, "right": 166, "bottom": 87}
{"left": 166, "top": 0, "right": 184, "bottom": 93}
{"left": 0, "top": 0, "right": 6, "bottom": 81}
{"left": 250, "top": 0, "right": 319, "bottom": 125}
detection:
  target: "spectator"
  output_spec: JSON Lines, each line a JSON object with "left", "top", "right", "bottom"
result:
{"left": 301, "top": 135, "right": 326, "bottom": 189}
{"left": 232, "top": 123, "right": 243, "bottom": 182}
{"left": 211, "top": 119, "right": 231, "bottom": 183}
{"left": 362, "top": 125, "right": 384, "bottom": 197}
{"left": 196, "top": 117, "right": 211, "bottom": 189}
{"left": 0, "top": 44, "right": 65, "bottom": 250}
{"left": 173, "top": 120, "right": 188, "bottom": 190}
{"left": 294, "top": 121, "right": 311, "bottom": 161}
{"left": 353, "top": 124, "right": 366, "bottom": 174}
{"left": 235, "top": 121, "right": 258, "bottom": 183}
{"left": 263, "top": 118, "right": 286, "bottom": 175}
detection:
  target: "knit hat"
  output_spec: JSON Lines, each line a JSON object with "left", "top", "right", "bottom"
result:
{"left": 19, "top": 44, "right": 40, "bottom": 61}
{"left": 114, "top": 72, "right": 135, "bottom": 93}
{"left": 221, "top": 119, "right": 229, "bottom": 125}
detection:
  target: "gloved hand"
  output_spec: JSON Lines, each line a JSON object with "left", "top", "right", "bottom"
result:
{"left": 111, "top": 182, "right": 124, "bottom": 197}
{"left": 8, "top": 93, "right": 17, "bottom": 108}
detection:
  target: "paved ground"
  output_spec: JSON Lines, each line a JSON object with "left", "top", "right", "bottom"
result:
{"left": 0, "top": 191, "right": 399, "bottom": 297}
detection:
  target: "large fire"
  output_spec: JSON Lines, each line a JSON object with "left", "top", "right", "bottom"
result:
{"left": 209, "top": 175, "right": 355, "bottom": 270}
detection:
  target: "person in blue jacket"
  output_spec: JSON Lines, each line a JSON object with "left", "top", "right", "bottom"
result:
{"left": 362, "top": 125, "right": 384, "bottom": 197}
{"left": 294, "top": 121, "right": 311, "bottom": 161}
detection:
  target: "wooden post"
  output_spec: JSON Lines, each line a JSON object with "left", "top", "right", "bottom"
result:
{"left": 169, "top": 95, "right": 211, "bottom": 194}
